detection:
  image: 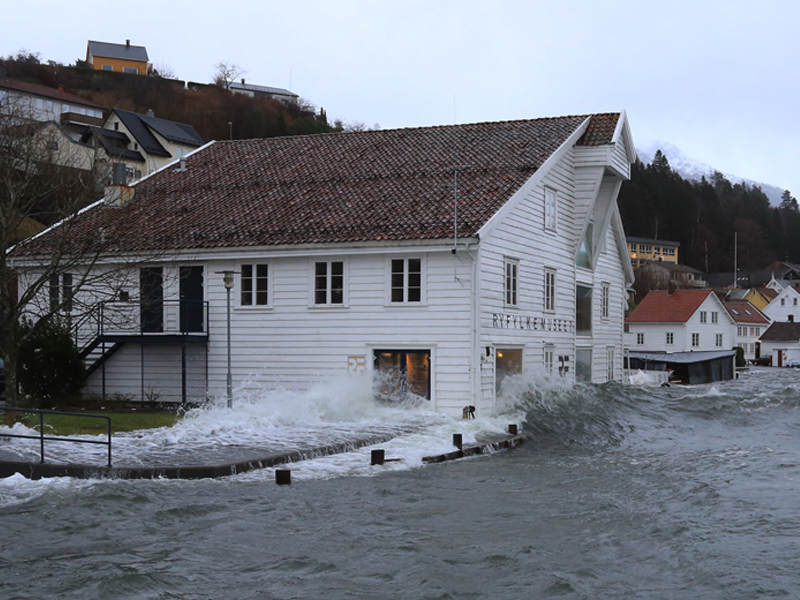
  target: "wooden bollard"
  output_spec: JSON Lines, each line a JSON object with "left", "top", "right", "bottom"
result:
{"left": 453, "top": 433, "right": 463, "bottom": 449}
{"left": 371, "top": 449, "right": 385, "bottom": 465}
{"left": 508, "top": 424, "right": 518, "bottom": 435}
{"left": 275, "top": 469, "right": 291, "bottom": 485}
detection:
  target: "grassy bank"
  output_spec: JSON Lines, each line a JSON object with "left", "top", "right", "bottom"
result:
{"left": 17, "top": 412, "right": 181, "bottom": 436}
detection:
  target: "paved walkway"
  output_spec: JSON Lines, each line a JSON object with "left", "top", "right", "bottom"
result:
{"left": 0, "top": 432, "right": 528, "bottom": 480}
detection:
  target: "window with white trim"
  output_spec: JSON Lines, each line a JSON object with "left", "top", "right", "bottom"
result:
{"left": 504, "top": 258, "right": 518, "bottom": 307}
{"left": 123, "top": 66, "right": 139, "bottom": 74}
{"left": 636, "top": 332, "right": 644, "bottom": 345}
{"left": 666, "top": 332, "right": 674, "bottom": 345}
{"left": 544, "top": 346, "right": 554, "bottom": 375}
{"left": 240, "top": 263, "right": 268, "bottom": 306}
{"left": 607, "top": 347, "right": 615, "bottom": 382}
{"left": 711, "top": 311, "right": 718, "bottom": 324}
{"left": 544, "top": 188, "right": 558, "bottom": 231}
{"left": 544, "top": 268, "right": 556, "bottom": 312}
{"left": 692, "top": 333, "right": 700, "bottom": 347}
{"left": 391, "top": 258, "right": 422, "bottom": 303}
{"left": 716, "top": 333, "right": 724, "bottom": 347}
{"left": 700, "top": 311, "right": 707, "bottom": 323}
{"left": 315, "top": 261, "right": 344, "bottom": 305}
{"left": 49, "top": 273, "right": 73, "bottom": 312}
{"left": 601, "top": 283, "right": 610, "bottom": 319}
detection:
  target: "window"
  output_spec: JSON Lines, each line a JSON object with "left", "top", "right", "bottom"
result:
{"left": 601, "top": 283, "right": 610, "bottom": 319}
{"left": 711, "top": 312, "right": 718, "bottom": 324}
{"left": 666, "top": 332, "right": 674, "bottom": 345}
{"left": 240, "top": 264, "right": 268, "bottom": 306}
{"left": 544, "top": 188, "right": 558, "bottom": 231}
{"left": 576, "top": 285, "right": 592, "bottom": 336}
{"left": 544, "top": 346, "right": 554, "bottom": 375}
{"left": 781, "top": 298, "right": 786, "bottom": 306}
{"left": 504, "top": 258, "right": 518, "bottom": 307}
{"left": 496, "top": 348, "right": 523, "bottom": 394}
{"left": 314, "top": 261, "right": 344, "bottom": 305}
{"left": 716, "top": 333, "right": 723, "bottom": 347}
{"left": 102, "top": 64, "right": 113, "bottom": 71}
{"left": 637, "top": 332, "right": 644, "bottom": 345}
{"left": 576, "top": 349, "right": 592, "bottom": 381}
{"left": 123, "top": 66, "right": 139, "bottom": 74}
{"left": 692, "top": 333, "right": 700, "bottom": 347}
{"left": 374, "top": 350, "right": 431, "bottom": 401}
{"left": 737, "top": 326, "right": 744, "bottom": 336}
{"left": 750, "top": 327, "right": 756, "bottom": 336}
{"left": 544, "top": 268, "right": 556, "bottom": 312}
{"left": 391, "top": 258, "right": 422, "bottom": 303}
{"left": 795, "top": 298, "right": 798, "bottom": 306}
{"left": 49, "top": 273, "right": 73, "bottom": 312}
{"left": 576, "top": 221, "right": 594, "bottom": 269}
{"left": 607, "top": 347, "right": 615, "bottom": 382}
{"left": 700, "top": 311, "right": 707, "bottom": 323}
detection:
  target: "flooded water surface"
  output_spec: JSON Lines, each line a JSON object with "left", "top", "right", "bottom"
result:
{"left": 3, "top": 368, "right": 800, "bottom": 599}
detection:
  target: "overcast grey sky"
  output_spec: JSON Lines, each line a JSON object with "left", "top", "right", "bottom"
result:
{"left": 5, "top": 0, "right": 799, "bottom": 197}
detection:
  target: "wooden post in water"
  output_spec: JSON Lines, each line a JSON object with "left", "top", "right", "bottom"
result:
{"left": 371, "top": 449, "right": 386, "bottom": 465}
{"left": 275, "top": 469, "right": 291, "bottom": 485}
{"left": 453, "top": 434, "right": 463, "bottom": 449}
{"left": 508, "top": 424, "right": 518, "bottom": 435}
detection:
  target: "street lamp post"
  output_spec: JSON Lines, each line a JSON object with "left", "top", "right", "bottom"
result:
{"left": 223, "top": 270, "right": 234, "bottom": 408}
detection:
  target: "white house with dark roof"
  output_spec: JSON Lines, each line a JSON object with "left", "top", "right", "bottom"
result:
{"left": 81, "top": 108, "right": 204, "bottom": 182}
{"left": 12, "top": 112, "right": 636, "bottom": 417}
{"left": 759, "top": 322, "right": 800, "bottom": 366}
{"left": 228, "top": 79, "right": 299, "bottom": 104}
{"left": 762, "top": 285, "right": 800, "bottom": 324}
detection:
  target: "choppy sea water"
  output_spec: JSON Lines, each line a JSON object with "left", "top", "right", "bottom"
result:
{"left": 2, "top": 367, "right": 800, "bottom": 599}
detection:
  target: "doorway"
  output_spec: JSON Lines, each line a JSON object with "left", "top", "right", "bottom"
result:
{"left": 140, "top": 267, "right": 163, "bottom": 333}
{"left": 180, "top": 266, "right": 204, "bottom": 333}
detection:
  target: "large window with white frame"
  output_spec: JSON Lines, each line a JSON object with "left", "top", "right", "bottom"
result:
{"left": 607, "top": 347, "right": 615, "bottom": 382}
{"left": 240, "top": 263, "right": 268, "bottom": 306}
{"left": 692, "top": 333, "right": 700, "bottom": 347}
{"left": 666, "top": 332, "right": 674, "bottom": 345}
{"left": 314, "top": 260, "right": 344, "bottom": 305}
{"left": 390, "top": 258, "right": 422, "bottom": 303}
{"left": 544, "top": 268, "right": 556, "bottom": 312}
{"left": 49, "top": 273, "right": 73, "bottom": 312}
{"left": 544, "top": 345, "right": 554, "bottom": 375}
{"left": 715, "top": 333, "right": 723, "bottom": 347}
{"left": 504, "top": 258, "right": 518, "bottom": 307}
{"left": 544, "top": 188, "right": 558, "bottom": 231}
{"left": 601, "top": 283, "right": 610, "bottom": 319}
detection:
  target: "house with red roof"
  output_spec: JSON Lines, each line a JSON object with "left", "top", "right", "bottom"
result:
{"left": 626, "top": 288, "right": 734, "bottom": 353}
{"left": 722, "top": 299, "right": 770, "bottom": 362}
{"left": 12, "top": 111, "right": 636, "bottom": 416}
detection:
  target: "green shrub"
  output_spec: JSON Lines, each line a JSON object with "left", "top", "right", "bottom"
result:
{"left": 18, "top": 319, "right": 87, "bottom": 403}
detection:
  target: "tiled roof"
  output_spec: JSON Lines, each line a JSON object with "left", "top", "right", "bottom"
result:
{"left": 760, "top": 321, "right": 800, "bottom": 341}
{"left": 626, "top": 289, "right": 714, "bottom": 323}
{"left": 723, "top": 300, "right": 769, "bottom": 324}
{"left": 88, "top": 40, "right": 149, "bottom": 63}
{"left": 758, "top": 287, "right": 779, "bottom": 300}
{"left": 0, "top": 78, "right": 103, "bottom": 109}
{"left": 14, "top": 113, "right": 621, "bottom": 255}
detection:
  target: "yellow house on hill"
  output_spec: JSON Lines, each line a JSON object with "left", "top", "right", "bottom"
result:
{"left": 627, "top": 236, "right": 680, "bottom": 267}
{"left": 86, "top": 40, "right": 151, "bottom": 75}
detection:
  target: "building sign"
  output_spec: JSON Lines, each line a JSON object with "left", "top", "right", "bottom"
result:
{"left": 348, "top": 356, "right": 367, "bottom": 375}
{"left": 492, "top": 313, "right": 575, "bottom": 333}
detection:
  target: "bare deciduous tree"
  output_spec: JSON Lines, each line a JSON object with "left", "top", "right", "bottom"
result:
{"left": 212, "top": 62, "right": 245, "bottom": 90}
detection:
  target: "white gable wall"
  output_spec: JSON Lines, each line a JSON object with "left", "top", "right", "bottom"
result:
{"left": 762, "top": 286, "right": 800, "bottom": 323}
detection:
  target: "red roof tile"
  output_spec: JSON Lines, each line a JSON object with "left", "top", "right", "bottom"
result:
{"left": 15, "top": 113, "right": 621, "bottom": 255}
{"left": 625, "top": 289, "right": 714, "bottom": 323}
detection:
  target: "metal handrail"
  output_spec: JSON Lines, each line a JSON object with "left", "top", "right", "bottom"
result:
{"left": 0, "top": 407, "right": 112, "bottom": 467}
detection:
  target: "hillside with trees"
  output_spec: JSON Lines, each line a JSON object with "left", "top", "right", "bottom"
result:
{"left": 618, "top": 150, "right": 800, "bottom": 274}
{"left": 1, "top": 50, "right": 335, "bottom": 141}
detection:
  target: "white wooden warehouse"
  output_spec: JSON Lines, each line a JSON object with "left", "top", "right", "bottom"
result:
{"left": 14, "top": 112, "right": 636, "bottom": 417}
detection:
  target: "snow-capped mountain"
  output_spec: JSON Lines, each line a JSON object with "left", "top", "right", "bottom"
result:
{"left": 636, "top": 141, "right": 785, "bottom": 206}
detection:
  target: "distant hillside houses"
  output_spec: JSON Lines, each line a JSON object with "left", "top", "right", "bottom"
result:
{"left": 228, "top": 79, "right": 298, "bottom": 104}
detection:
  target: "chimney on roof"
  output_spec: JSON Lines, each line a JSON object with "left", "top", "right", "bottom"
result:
{"left": 667, "top": 282, "right": 677, "bottom": 296}
{"left": 126, "top": 39, "right": 130, "bottom": 48}
{"left": 241, "top": 78, "right": 245, "bottom": 84}
{"left": 146, "top": 109, "right": 154, "bottom": 118}
{"left": 58, "top": 85, "right": 65, "bottom": 95}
